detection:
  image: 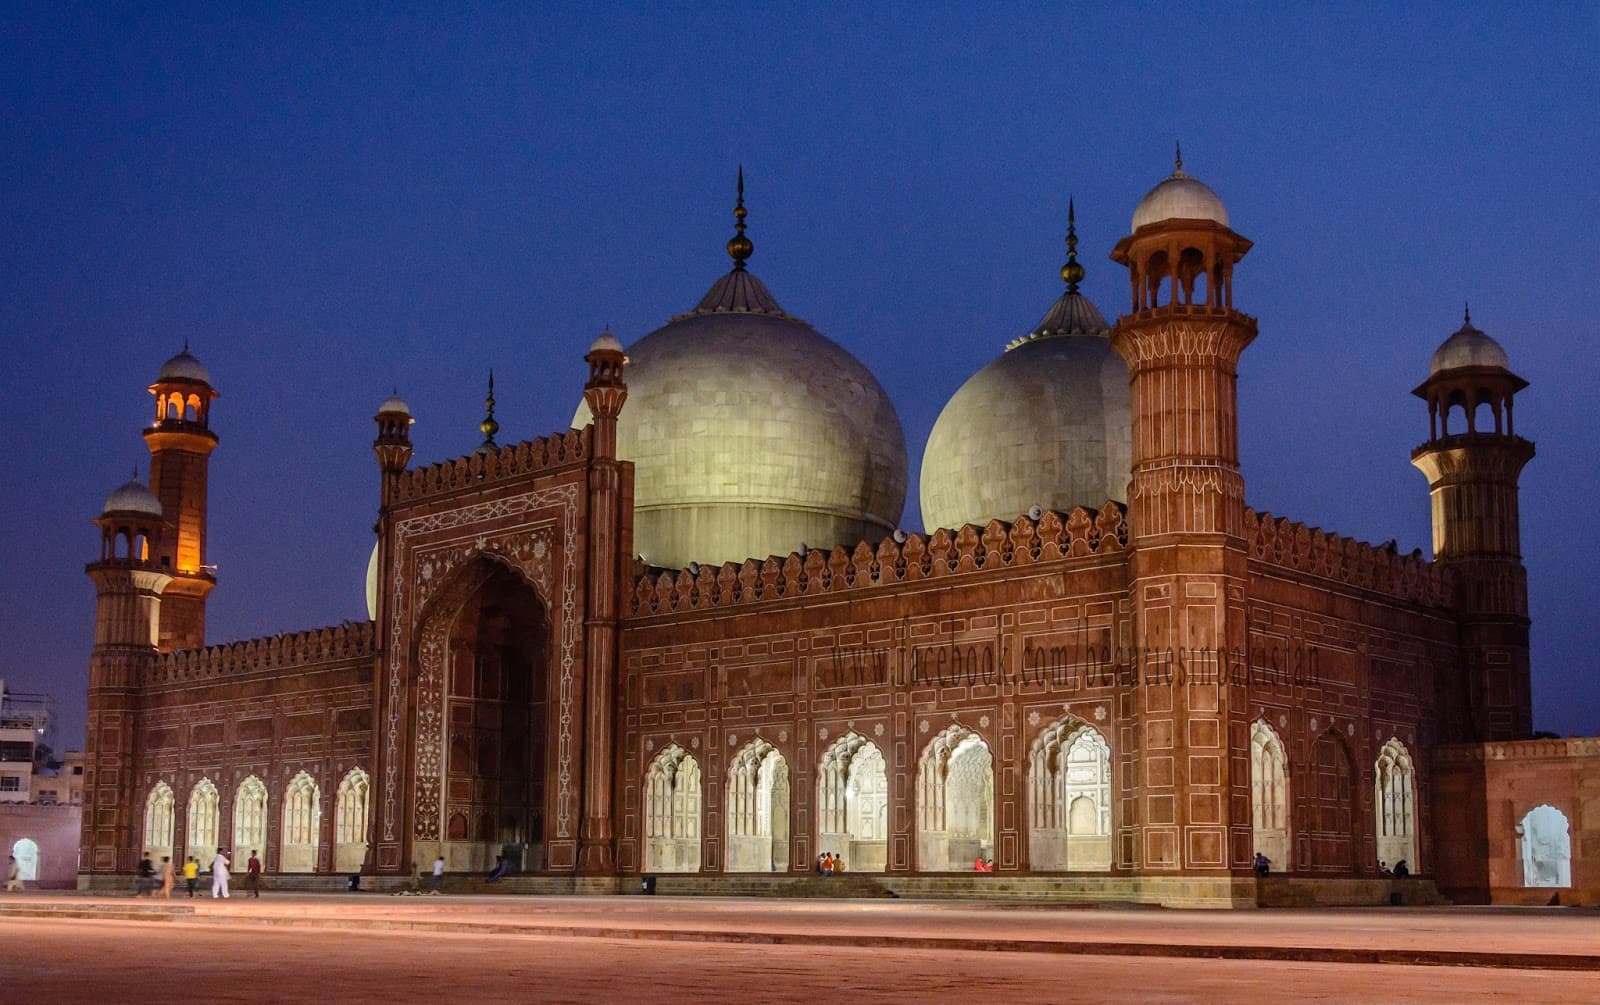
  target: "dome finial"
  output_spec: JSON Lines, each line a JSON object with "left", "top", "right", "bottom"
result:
{"left": 1174, "top": 140, "right": 1183, "bottom": 173}
{"left": 1060, "top": 197, "right": 1085, "bottom": 293}
{"left": 479, "top": 369, "right": 499, "bottom": 450}
{"left": 726, "top": 165, "right": 753, "bottom": 270}
{"left": 1464, "top": 301, "right": 1471, "bottom": 326}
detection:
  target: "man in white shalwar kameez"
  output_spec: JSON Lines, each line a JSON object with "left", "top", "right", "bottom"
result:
{"left": 211, "top": 850, "right": 231, "bottom": 899}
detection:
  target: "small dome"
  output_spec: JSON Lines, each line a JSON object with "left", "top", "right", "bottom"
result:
{"left": 589, "top": 331, "right": 624, "bottom": 354}
{"left": 377, "top": 393, "right": 411, "bottom": 416}
{"left": 157, "top": 349, "right": 211, "bottom": 385}
{"left": 103, "top": 479, "right": 163, "bottom": 518}
{"left": 1431, "top": 317, "right": 1510, "bottom": 375}
{"left": 1132, "top": 168, "right": 1229, "bottom": 231}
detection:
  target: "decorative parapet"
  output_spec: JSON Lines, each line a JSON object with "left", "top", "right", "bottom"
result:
{"left": 1244, "top": 508, "right": 1451, "bottom": 607}
{"left": 146, "top": 620, "right": 376, "bottom": 687}
{"left": 392, "top": 427, "right": 590, "bottom": 503}
{"left": 627, "top": 502, "right": 1130, "bottom": 618}
{"left": 1434, "top": 737, "right": 1600, "bottom": 763}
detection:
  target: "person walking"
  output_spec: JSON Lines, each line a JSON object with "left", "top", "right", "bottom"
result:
{"left": 431, "top": 855, "right": 446, "bottom": 894}
{"left": 4, "top": 855, "right": 22, "bottom": 892}
{"left": 159, "top": 856, "right": 175, "bottom": 898}
{"left": 245, "top": 850, "right": 262, "bottom": 898}
{"left": 135, "top": 852, "right": 155, "bottom": 896}
{"left": 183, "top": 857, "right": 199, "bottom": 898}
{"left": 211, "top": 849, "right": 232, "bottom": 899}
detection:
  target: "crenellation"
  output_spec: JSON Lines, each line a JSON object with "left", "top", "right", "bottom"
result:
{"left": 393, "top": 426, "right": 591, "bottom": 503}
{"left": 626, "top": 504, "right": 1132, "bottom": 619}
{"left": 1244, "top": 508, "right": 1450, "bottom": 606}
{"left": 145, "top": 621, "right": 376, "bottom": 687}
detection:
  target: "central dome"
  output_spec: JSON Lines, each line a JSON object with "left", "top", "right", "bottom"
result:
{"left": 574, "top": 188, "right": 906, "bottom": 569}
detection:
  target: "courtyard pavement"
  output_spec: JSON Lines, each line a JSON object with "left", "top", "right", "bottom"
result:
{"left": 1, "top": 893, "right": 1597, "bottom": 1002}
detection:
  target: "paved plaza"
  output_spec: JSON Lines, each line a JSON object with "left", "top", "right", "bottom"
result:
{"left": 1, "top": 895, "right": 1597, "bottom": 1002}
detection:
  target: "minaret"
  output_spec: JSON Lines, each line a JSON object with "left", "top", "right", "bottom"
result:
{"left": 578, "top": 330, "right": 629, "bottom": 873}
{"left": 1109, "top": 149, "right": 1257, "bottom": 880}
{"left": 1411, "top": 309, "right": 1535, "bottom": 741}
{"left": 82, "top": 475, "right": 173, "bottom": 878}
{"left": 143, "top": 347, "right": 218, "bottom": 651}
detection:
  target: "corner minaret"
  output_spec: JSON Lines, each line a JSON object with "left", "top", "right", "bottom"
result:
{"left": 1108, "top": 151, "right": 1257, "bottom": 883}
{"left": 1411, "top": 309, "right": 1535, "bottom": 741}
{"left": 82, "top": 474, "right": 173, "bottom": 878}
{"left": 579, "top": 330, "right": 629, "bottom": 873}
{"left": 143, "top": 346, "right": 218, "bottom": 651}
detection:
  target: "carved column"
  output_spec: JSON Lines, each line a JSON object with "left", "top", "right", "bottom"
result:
{"left": 578, "top": 333, "right": 628, "bottom": 873}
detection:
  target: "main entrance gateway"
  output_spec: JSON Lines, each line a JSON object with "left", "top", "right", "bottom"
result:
{"left": 418, "top": 559, "right": 550, "bottom": 874}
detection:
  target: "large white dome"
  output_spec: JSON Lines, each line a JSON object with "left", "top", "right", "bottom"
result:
{"left": 921, "top": 293, "right": 1130, "bottom": 532}
{"left": 575, "top": 267, "right": 907, "bottom": 569}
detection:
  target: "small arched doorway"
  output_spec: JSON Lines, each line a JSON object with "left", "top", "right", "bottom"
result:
{"left": 1520, "top": 805, "right": 1572, "bottom": 888}
{"left": 12, "top": 838, "right": 39, "bottom": 881}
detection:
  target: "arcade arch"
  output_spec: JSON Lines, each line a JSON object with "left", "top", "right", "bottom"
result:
{"left": 917, "top": 724, "right": 993, "bottom": 871}
{"left": 817, "top": 733, "right": 888, "bottom": 872}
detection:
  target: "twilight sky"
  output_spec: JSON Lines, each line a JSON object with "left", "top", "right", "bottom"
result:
{"left": 3, "top": 5, "right": 1597, "bottom": 748}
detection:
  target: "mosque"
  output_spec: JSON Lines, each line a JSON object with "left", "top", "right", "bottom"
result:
{"left": 79, "top": 158, "right": 1594, "bottom": 906}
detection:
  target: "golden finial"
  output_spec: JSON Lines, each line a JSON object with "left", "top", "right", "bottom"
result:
{"left": 726, "top": 165, "right": 753, "bottom": 270}
{"left": 1464, "top": 302, "right": 1472, "bottom": 326}
{"left": 479, "top": 370, "right": 499, "bottom": 449}
{"left": 1060, "top": 197, "right": 1085, "bottom": 292}
{"left": 1174, "top": 140, "right": 1183, "bottom": 173}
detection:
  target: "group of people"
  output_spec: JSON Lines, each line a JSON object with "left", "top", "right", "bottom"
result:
{"left": 1379, "top": 859, "right": 1411, "bottom": 877}
{"left": 134, "top": 849, "right": 263, "bottom": 898}
{"left": 972, "top": 856, "right": 995, "bottom": 872}
{"left": 816, "top": 851, "right": 846, "bottom": 876}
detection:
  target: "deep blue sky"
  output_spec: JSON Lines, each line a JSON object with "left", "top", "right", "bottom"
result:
{"left": 4, "top": 5, "right": 1597, "bottom": 748}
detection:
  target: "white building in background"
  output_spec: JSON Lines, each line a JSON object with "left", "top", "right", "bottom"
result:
{"left": 0, "top": 682, "right": 53, "bottom": 804}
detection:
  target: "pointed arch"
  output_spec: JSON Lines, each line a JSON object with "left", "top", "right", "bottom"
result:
{"left": 817, "top": 732, "right": 888, "bottom": 873}
{"left": 143, "top": 781, "right": 175, "bottom": 862}
{"left": 1374, "top": 738, "right": 1418, "bottom": 871}
{"left": 411, "top": 551, "right": 551, "bottom": 875}
{"left": 1027, "top": 717, "right": 1111, "bottom": 871}
{"left": 917, "top": 724, "right": 994, "bottom": 871}
{"left": 1250, "top": 720, "right": 1290, "bottom": 870}
{"left": 1304, "top": 730, "right": 1356, "bottom": 872}
{"left": 725, "top": 738, "right": 789, "bottom": 873}
{"left": 1519, "top": 804, "right": 1571, "bottom": 888}
{"left": 184, "top": 778, "right": 220, "bottom": 866}
{"left": 280, "top": 771, "right": 321, "bottom": 873}
{"left": 335, "top": 768, "right": 371, "bottom": 872}
{"left": 643, "top": 744, "right": 702, "bottom": 873}
{"left": 233, "top": 775, "right": 268, "bottom": 862}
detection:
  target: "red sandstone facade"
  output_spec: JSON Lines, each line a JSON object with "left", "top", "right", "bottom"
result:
{"left": 79, "top": 204, "right": 1591, "bottom": 906}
